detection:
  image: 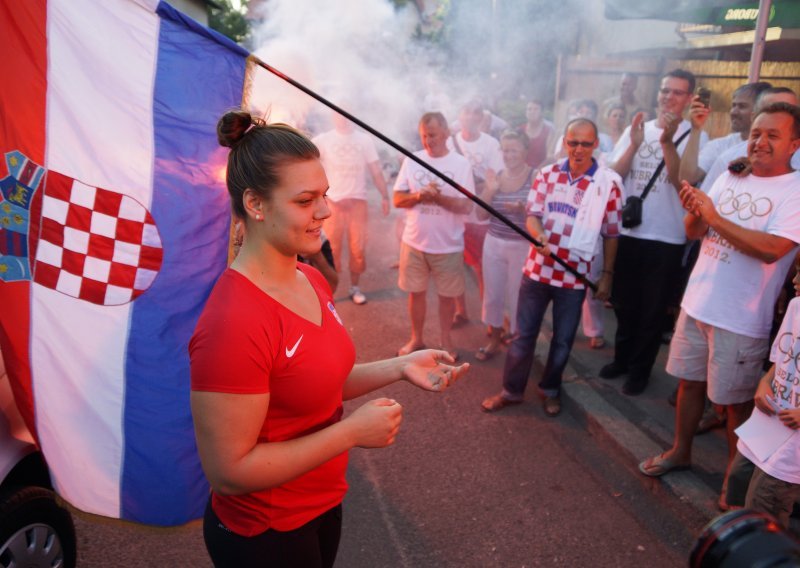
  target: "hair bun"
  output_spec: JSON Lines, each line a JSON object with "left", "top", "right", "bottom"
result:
{"left": 217, "top": 110, "right": 254, "bottom": 148}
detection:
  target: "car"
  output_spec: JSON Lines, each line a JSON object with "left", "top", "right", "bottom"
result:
{"left": 0, "top": 349, "right": 76, "bottom": 568}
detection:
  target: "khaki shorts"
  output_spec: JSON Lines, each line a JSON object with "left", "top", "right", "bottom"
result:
{"left": 746, "top": 465, "right": 800, "bottom": 529}
{"left": 666, "top": 310, "right": 768, "bottom": 405}
{"left": 398, "top": 242, "right": 465, "bottom": 297}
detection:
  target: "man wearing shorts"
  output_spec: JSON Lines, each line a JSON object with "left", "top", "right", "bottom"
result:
{"left": 393, "top": 112, "right": 474, "bottom": 359}
{"left": 639, "top": 103, "right": 800, "bottom": 509}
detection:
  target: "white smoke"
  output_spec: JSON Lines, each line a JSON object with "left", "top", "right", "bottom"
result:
{"left": 245, "top": 0, "right": 579, "bottom": 151}
{"left": 248, "top": 1, "right": 439, "bottom": 150}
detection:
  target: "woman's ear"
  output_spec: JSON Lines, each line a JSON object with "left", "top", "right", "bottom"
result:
{"left": 242, "top": 188, "right": 264, "bottom": 221}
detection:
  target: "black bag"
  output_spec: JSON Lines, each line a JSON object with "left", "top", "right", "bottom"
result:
{"left": 620, "top": 129, "right": 690, "bottom": 230}
{"left": 621, "top": 195, "right": 643, "bottom": 228}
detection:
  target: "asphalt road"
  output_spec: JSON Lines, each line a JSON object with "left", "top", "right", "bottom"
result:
{"left": 70, "top": 191, "right": 708, "bottom": 567}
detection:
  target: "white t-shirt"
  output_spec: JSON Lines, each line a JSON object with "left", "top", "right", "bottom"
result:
{"left": 312, "top": 129, "right": 379, "bottom": 202}
{"left": 610, "top": 119, "right": 708, "bottom": 244}
{"left": 702, "top": 143, "right": 800, "bottom": 193}
{"left": 682, "top": 171, "right": 800, "bottom": 338}
{"left": 698, "top": 132, "right": 745, "bottom": 176}
{"left": 447, "top": 132, "right": 503, "bottom": 225}
{"left": 393, "top": 150, "right": 473, "bottom": 254}
{"left": 738, "top": 296, "right": 800, "bottom": 484}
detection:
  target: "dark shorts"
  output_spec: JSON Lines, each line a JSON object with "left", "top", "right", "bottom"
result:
{"left": 203, "top": 498, "right": 342, "bottom": 568}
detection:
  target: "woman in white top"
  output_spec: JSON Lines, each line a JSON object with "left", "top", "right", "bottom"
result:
{"left": 475, "top": 130, "right": 534, "bottom": 360}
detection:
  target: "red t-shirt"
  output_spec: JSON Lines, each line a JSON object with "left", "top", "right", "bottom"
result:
{"left": 189, "top": 264, "right": 356, "bottom": 535}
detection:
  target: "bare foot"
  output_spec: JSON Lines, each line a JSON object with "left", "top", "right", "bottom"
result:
{"left": 397, "top": 340, "right": 426, "bottom": 356}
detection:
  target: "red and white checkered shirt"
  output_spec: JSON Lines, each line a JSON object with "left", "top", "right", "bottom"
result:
{"left": 523, "top": 160, "right": 622, "bottom": 290}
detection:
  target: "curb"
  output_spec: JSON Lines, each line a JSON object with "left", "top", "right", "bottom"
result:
{"left": 564, "top": 374, "right": 719, "bottom": 520}
{"left": 535, "top": 330, "right": 721, "bottom": 521}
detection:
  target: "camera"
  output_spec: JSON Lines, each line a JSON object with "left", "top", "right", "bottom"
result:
{"left": 690, "top": 509, "right": 800, "bottom": 568}
{"left": 697, "top": 87, "right": 712, "bottom": 108}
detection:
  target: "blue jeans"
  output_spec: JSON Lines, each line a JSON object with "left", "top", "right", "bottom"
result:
{"left": 502, "top": 277, "right": 586, "bottom": 399}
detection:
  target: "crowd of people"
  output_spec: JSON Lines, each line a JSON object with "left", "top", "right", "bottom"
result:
{"left": 344, "top": 68, "right": 800, "bottom": 529}
{"left": 188, "top": 68, "right": 800, "bottom": 564}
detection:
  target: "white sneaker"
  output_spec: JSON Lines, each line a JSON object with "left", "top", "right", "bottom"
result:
{"left": 350, "top": 286, "right": 367, "bottom": 305}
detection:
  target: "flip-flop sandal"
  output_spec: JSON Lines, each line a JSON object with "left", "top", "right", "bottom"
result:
{"left": 638, "top": 453, "right": 691, "bottom": 477}
{"left": 474, "top": 347, "right": 499, "bottom": 361}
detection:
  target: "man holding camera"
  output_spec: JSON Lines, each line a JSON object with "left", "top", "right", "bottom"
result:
{"left": 679, "top": 82, "right": 773, "bottom": 188}
{"left": 601, "top": 69, "right": 707, "bottom": 396}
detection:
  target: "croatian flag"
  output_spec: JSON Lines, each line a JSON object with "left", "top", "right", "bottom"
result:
{"left": 0, "top": 0, "right": 249, "bottom": 524}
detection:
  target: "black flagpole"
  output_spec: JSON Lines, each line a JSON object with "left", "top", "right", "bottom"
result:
{"left": 250, "top": 56, "right": 598, "bottom": 292}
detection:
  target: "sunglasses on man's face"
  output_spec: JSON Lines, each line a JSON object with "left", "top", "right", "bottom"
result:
{"left": 565, "top": 140, "right": 595, "bottom": 148}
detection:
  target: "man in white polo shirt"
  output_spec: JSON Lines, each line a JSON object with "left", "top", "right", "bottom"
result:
{"left": 393, "top": 112, "right": 473, "bottom": 359}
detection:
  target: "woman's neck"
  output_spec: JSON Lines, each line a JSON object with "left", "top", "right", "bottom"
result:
{"left": 525, "top": 120, "right": 543, "bottom": 136}
{"left": 231, "top": 240, "right": 298, "bottom": 290}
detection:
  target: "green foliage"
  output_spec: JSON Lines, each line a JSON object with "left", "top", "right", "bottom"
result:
{"left": 208, "top": 0, "right": 250, "bottom": 44}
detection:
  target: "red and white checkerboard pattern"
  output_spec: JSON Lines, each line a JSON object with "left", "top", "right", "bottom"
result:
{"left": 33, "top": 171, "right": 163, "bottom": 305}
{"left": 523, "top": 162, "right": 622, "bottom": 289}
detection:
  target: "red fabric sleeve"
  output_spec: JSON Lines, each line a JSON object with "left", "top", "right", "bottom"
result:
{"left": 190, "top": 271, "right": 278, "bottom": 394}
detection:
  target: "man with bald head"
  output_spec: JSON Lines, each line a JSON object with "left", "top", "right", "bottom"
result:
{"left": 393, "top": 112, "right": 474, "bottom": 359}
{"left": 482, "top": 118, "right": 623, "bottom": 417}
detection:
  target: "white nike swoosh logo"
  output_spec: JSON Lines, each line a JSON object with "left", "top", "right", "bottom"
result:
{"left": 285, "top": 335, "right": 303, "bottom": 358}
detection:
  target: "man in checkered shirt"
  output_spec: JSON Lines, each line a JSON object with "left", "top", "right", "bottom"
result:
{"left": 482, "top": 118, "right": 623, "bottom": 417}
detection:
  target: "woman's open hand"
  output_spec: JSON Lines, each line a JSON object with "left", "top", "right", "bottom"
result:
{"left": 401, "top": 349, "right": 470, "bottom": 392}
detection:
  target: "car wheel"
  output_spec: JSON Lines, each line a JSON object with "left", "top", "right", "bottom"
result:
{"left": 0, "top": 485, "right": 76, "bottom": 568}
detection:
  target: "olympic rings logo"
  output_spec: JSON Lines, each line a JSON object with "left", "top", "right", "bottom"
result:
{"left": 411, "top": 169, "right": 455, "bottom": 186}
{"left": 333, "top": 142, "right": 361, "bottom": 157}
{"left": 717, "top": 188, "right": 773, "bottom": 220}
{"left": 776, "top": 332, "right": 800, "bottom": 368}
{"left": 637, "top": 141, "right": 663, "bottom": 161}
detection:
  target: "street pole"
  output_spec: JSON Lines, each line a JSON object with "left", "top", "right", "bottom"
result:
{"left": 748, "top": 0, "right": 773, "bottom": 82}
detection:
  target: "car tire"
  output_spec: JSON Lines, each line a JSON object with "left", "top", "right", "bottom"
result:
{"left": 0, "top": 485, "right": 76, "bottom": 568}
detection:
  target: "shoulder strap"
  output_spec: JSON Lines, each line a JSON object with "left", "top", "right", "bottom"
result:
{"left": 640, "top": 128, "right": 691, "bottom": 201}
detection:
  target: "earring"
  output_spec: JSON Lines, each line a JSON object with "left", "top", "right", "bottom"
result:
{"left": 255, "top": 214, "right": 261, "bottom": 220}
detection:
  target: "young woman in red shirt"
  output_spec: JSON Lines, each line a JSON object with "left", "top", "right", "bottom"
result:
{"left": 189, "top": 110, "right": 469, "bottom": 568}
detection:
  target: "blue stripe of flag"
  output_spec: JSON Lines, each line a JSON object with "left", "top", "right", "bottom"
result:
{"left": 120, "top": 2, "right": 247, "bottom": 525}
